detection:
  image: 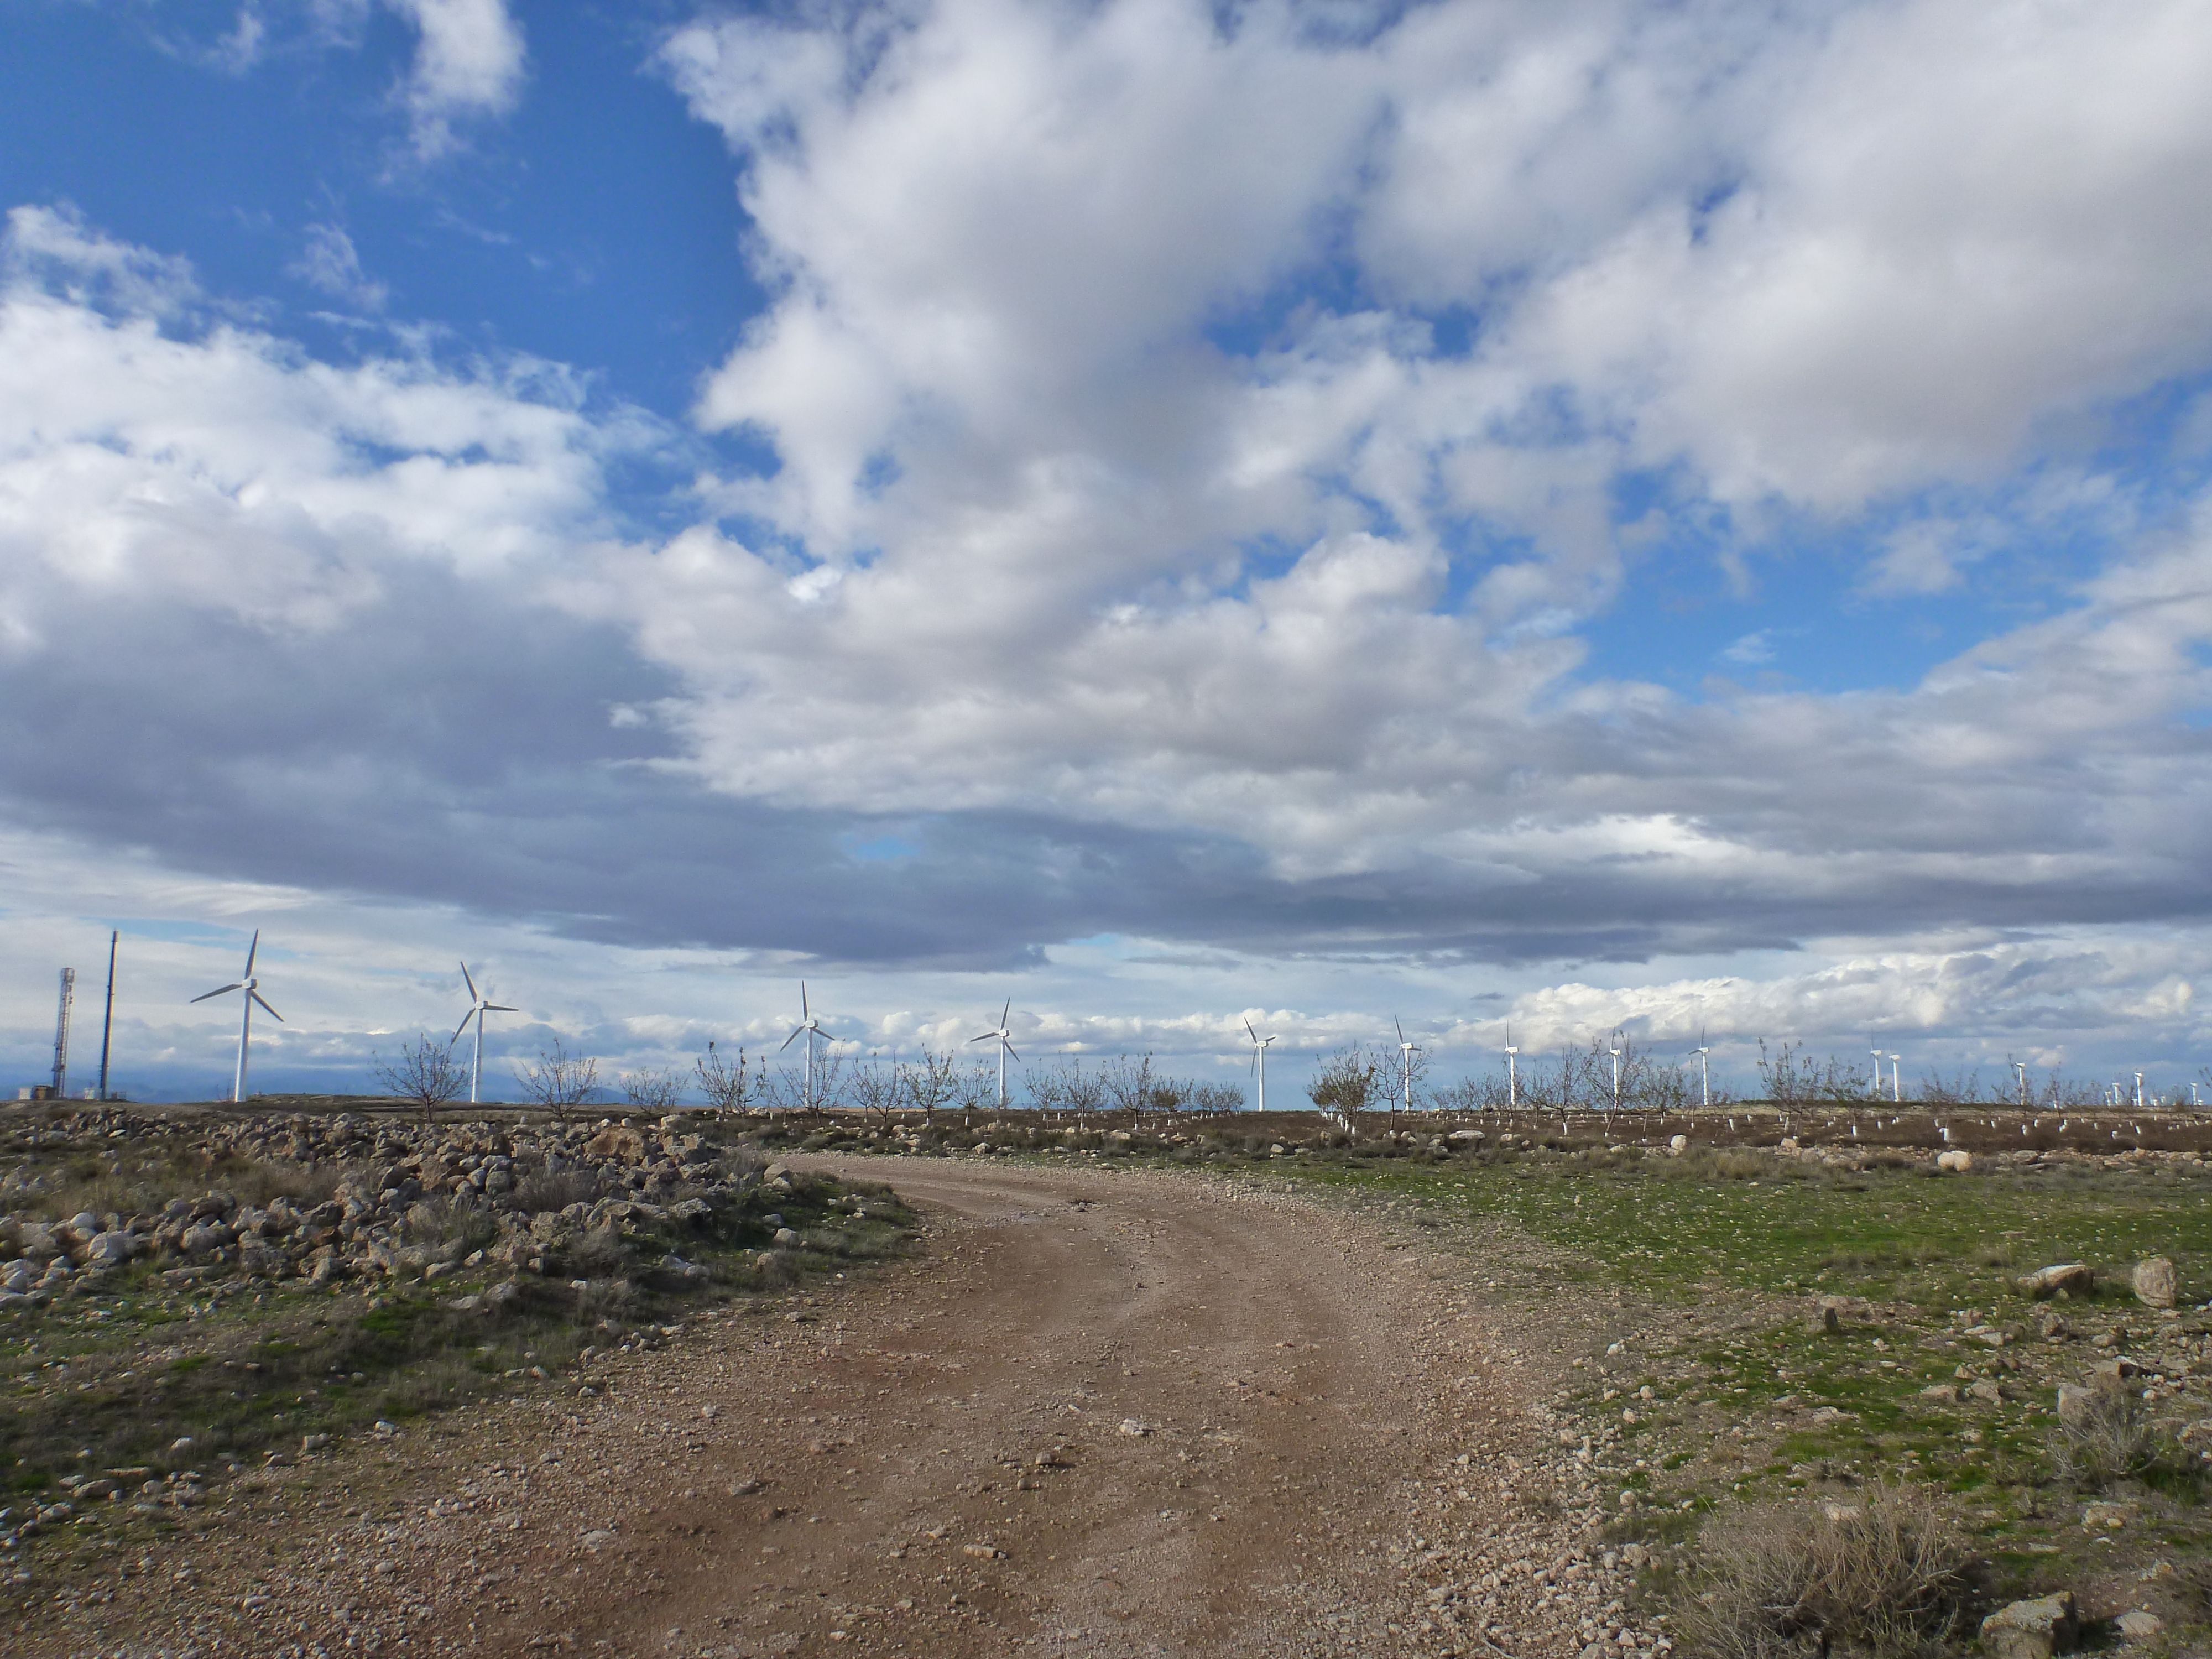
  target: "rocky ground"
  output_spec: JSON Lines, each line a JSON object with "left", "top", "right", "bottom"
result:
{"left": 8, "top": 1102, "right": 2212, "bottom": 1657}
{"left": 10, "top": 1155, "right": 1666, "bottom": 1659}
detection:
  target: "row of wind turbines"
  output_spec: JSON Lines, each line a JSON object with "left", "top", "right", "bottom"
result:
{"left": 184, "top": 940, "right": 2194, "bottom": 1114}
{"left": 191, "top": 935, "right": 514, "bottom": 1105}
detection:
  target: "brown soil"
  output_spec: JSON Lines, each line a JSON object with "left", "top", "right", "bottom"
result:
{"left": 18, "top": 1159, "right": 1649, "bottom": 1658}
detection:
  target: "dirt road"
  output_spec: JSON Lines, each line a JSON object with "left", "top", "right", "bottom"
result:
{"left": 23, "top": 1159, "right": 1637, "bottom": 1658}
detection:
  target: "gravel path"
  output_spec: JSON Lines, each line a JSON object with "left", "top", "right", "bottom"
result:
{"left": 19, "top": 1159, "right": 1666, "bottom": 1658}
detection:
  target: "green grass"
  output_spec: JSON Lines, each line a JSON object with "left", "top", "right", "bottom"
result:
{"left": 1281, "top": 1147, "right": 2212, "bottom": 1308}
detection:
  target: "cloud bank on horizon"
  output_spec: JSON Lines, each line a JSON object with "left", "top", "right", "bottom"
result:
{"left": 0, "top": 0, "right": 2208, "bottom": 1097}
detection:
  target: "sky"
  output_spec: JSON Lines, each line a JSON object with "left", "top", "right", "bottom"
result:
{"left": 2, "top": 0, "right": 2210, "bottom": 1105}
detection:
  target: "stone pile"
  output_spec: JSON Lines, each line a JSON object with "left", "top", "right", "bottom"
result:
{"left": 0, "top": 1110, "right": 785, "bottom": 1308}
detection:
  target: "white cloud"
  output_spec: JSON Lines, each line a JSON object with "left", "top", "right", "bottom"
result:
{"left": 384, "top": 0, "right": 526, "bottom": 158}
{"left": 287, "top": 223, "right": 389, "bottom": 311}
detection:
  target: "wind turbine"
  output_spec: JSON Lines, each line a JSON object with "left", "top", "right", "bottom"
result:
{"left": 2014, "top": 1061, "right": 2028, "bottom": 1108}
{"left": 452, "top": 962, "right": 517, "bottom": 1105}
{"left": 1869, "top": 1049, "right": 1884, "bottom": 1099}
{"left": 189, "top": 930, "right": 282, "bottom": 1104}
{"left": 1504, "top": 1025, "right": 1519, "bottom": 1110}
{"left": 1608, "top": 1044, "right": 1623, "bottom": 1112}
{"left": 2134, "top": 1071, "right": 2146, "bottom": 1110}
{"left": 1693, "top": 1031, "right": 1711, "bottom": 1109}
{"left": 1394, "top": 1017, "right": 1421, "bottom": 1114}
{"left": 1888, "top": 1054, "right": 1902, "bottom": 1103}
{"left": 780, "top": 983, "right": 830, "bottom": 1112}
{"left": 1244, "top": 1019, "right": 1276, "bottom": 1114}
{"left": 969, "top": 998, "right": 1019, "bottom": 1110}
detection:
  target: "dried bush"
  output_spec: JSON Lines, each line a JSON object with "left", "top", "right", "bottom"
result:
{"left": 374, "top": 1034, "right": 467, "bottom": 1127}
{"left": 404, "top": 1194, "right": 498, "bottom": 1254}
{"left": 1674, "top": 1486, "right": 1971, "bottom": 1659}
{"left": 512, "top": 1167, "right": 607, "bottom": 1213}
{"left": 514, "top": 1038, "right": 600, "bottom": 1117}
{"left": 2051, "top": 1390, "right": 2175, "bottom": 1490}
{"left": 695, "top": 1041, "right": 760, "bottom": 1113}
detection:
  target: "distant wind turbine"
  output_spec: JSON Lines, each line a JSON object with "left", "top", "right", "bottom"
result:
{"left": 1504, "top": 1026, "right": 1519, "bottom": 1110}
{"left": 452, "top": 962, "right": 518, "bottom": 1105}
{"left": 2014, "top": 1061, "right": 2028, "bottom": 1108}
{"left": 968, "top": 999, "right": 1020, "bottom": 1110}
{"left": 1869, "top": 1049, "right": 1884, "bottom": 1099}
{"left": 2134, "top": 1071, "right": 2146, "bottom": 1110}
{"left": 1608, "top": 1044, "right": 1623, "bottom": 1112}
{"left": 1394, "top": 1017, "right": 1422, "bottom": 1114}
{"left": 189, "top": 930, "right": 281, "bottom": 1104}
{"left": 1244, "top": 1019, "right": 1276, "bottom": 1114}
{"left": 1693, "top": 1031, "right": 1711, "bottom": 1109}
{"left": 780, "top": 983, "right": 831, "bottom": 1112}
{"left": 1889, "top": 1054, "right": 1902, "bottom": 1103}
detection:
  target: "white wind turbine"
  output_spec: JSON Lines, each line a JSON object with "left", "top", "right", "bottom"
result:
{"left": 1608, "top": 1043, "right": 1624, "bottom": 1112}
{"left": 1244, "top": 1019, "right": 1276, "bottom": 1114}
{"left": 780, "top": 983, "right": 831, "bottom": 1112}
{"left": 452, "top": 962, "right": 518, "bottom": 1105}
{"left": 1394, "top": 1016, "right": 1421, "bottom": 1114}
{"left": 1869, "top": 1048, "right": 1884, "bottom": 1099}
{"left": 2014, "top": 1061, "right": 2029, "bottom": 1108}
{"left": 1692, "top": 1030, "right": 1711, "bottom": 1109}
{"left": 189, "top": 930, "right": 282, "bottom": 1104}
{"left": 969, "top": 998, "right": 1019, "bottom": 1110}
{"left": 1889, "top": 1053, "right": 1902, "bottom": 1103}
{"left": 1504, "top": 1025, "right": 1519, "bottom": 1110}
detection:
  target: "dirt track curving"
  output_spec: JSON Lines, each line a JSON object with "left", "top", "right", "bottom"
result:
{"left": 20, "top": 1158, "right": 1631, "bottom": 1658}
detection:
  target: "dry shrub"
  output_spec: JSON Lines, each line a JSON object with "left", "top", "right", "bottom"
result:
{"left": 404, "top": 1194, "right": 498, "bottom": 1253}
{"left": 513, "top": 1167, "right": 607, "bottom": 1213}
{"left": 1676, "top": 1486, "right": 1971, "bottom": 1659}
{"left": 2051, "top": 1390, "right": 2173, "bottom": 1490}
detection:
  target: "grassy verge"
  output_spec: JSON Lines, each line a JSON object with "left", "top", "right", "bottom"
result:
{"left": 1252, "top": 1142, "right": 2212, "bottom": 1650}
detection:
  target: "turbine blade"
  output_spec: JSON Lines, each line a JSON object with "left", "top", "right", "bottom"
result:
{"left": 967, "top": 1032, "right": 994, "bottom": 1045}
{"left": 242, "top": 928, "right": 259, "bottom": 978}
{"left": 779, "top": 1027, "right": 804, "bottom": 1052}
{"left": 251, "top": 992, "right": 283, "bottom": 1022}
{"left": 1395, "top": 1015, "right": 1405, "bottom": 1044}
{"left": 452, "top": 1013, "right": 475, "bottom": 1045}
{"left": 191, "top": 983, "right": 243, "bottom": 1003}
{"left": 1245, "top": 1018, "right": 1258, "bottom": 1042}
{"left": 1004, "top": 1042, "right": 1019, "bottom": 1061}
{"left": 1000, "top": 997, "right": 1011, "bottom": 1027}
{"left": 801, "top": 982, "right": 810, "bottom": 1020}
{"left": 461, "top": 960, "right": 478, "bottom": 1001}
{"left": 485, "top": 1003, "right": 517, "bottom": 1013}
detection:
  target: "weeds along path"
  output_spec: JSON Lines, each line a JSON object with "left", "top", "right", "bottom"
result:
{"left": 14, "top": 1157, "right": 1646, "bottom": 1658}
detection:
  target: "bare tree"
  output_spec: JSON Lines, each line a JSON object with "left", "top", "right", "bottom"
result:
{"left": 896, "top": 1047, "right": 961, "bottom": 1118}
{"left": 374, "top": 1034, "right": 467, "bottom": 1129}
{"left": 696, "top": 1040, "right": 759, "bottom": 1115}
{"left": 514, "top": 1037, "right": 601, "bottom": 1120}
{"left": 848, "top": 1057, "right": 904, "bottom": 1124}
{"left": 1307, "top": 1045, "right": 1380, "bottom": 1126}
{"left": 621, "top": 1066, "right": 686, "bottom": 1112}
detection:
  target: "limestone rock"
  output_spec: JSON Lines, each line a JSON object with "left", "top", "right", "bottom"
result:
{"left": 2131, "top": 1256, "right": 2177, "bottom": 1308}
{"left": 2018, "top": 1262, "right": 2095, "bottom": 1300}
{"left": 1936, "top": 1149, "right": 1974, "bottom": 1172}
{"left": 2056, "top": 1384, "right": 2095, "bottom": 1424}
{"left": 1980, "top": 1592, "right": 2077, "bottom": 1659}
{"left": 2115, "top": 1609, "right": 2164, "bottom": 1642}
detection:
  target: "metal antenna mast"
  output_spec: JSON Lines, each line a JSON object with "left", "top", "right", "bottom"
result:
{"left": 51, "top": 967, "right": 76, "bottom": 1098}
{"left": 97, "top": 932, "right": 118, "bottom": 1103}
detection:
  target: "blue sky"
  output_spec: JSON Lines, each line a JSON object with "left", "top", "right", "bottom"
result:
{"left": 1, "top": 0, "right": 2210, "bottom": 1103}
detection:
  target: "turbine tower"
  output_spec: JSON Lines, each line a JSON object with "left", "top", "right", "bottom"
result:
{"left": 1608, "top": 1044, "right": 1623, "bottom": 1112}
{"left": 452, "top": 962, "right": 518, "bottom": 1105}
{"left": 1888, "top": 1053, "right": 1902, "bottom": 1103}
{"left": 780, "top": 983, "right": 830, "bottom": 1112}
{"left": 189, "top": 930, "right": 282, "bottom": 1104}
{"left": 1504, "top": 1026, "right": 1519, "bottom": 1110}
{"left": 2013, "top": 1061, "right": 2028, "bottom": 1108}
{"left": 1394, "top": 1016, "right": 1421, "bottom": 1114}
{"left": 1869, "top": 1048, "right": 1884, "bottom": 1099}
{"left": 1693, "top": 1037, "right": 1711, "bottom": 1109}
{"left": 50, "top": 967, "right": 75, "bottom": 1099}
{"left": 1244, "top": 1019, "right": 1276, "bottom": 1114}
{"left": 969, "top": 999, "right": 1019, "bottom": 1110}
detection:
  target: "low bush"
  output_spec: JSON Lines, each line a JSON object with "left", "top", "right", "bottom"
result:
{"left": 1674, "top": 1486, "right": 1972, "bottom": 1659}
